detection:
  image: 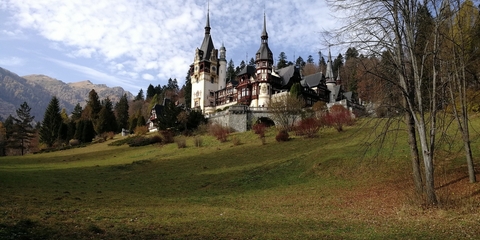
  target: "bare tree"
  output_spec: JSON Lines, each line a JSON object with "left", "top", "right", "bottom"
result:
{"left": 326, "top": 0, "right": 459, "bottom": 204}
{"left": 268, "top": 93, "right": 304, "bottom": 131}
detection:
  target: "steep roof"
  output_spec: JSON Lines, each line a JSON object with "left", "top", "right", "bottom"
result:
{"left": 256, "top": 13, "right": 273, "bottom": 62}
{"left": 301, "top": 72, "right": 324, "bottom": 88}
{"left": 276, "top": 65, "right": 296, "bottom": 86}
{"left": 199, "top": 10, "right": 215, "bottom": 61}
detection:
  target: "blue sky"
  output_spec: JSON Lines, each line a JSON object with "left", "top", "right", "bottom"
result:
{"left": 0, "top": 0, "right": 340, "bottom": 94}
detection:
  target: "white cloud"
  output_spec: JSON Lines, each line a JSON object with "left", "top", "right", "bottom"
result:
{"left": 142, "top": 73, "right": 154, "bottom": 81}
{"left": 0, "top": 57, "right": 25, "bottom": 67}
{"left": 2, "top": 0, "right": 341, "bottom": 91}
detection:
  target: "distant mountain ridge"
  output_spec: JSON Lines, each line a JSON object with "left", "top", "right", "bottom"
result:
{"left": 0, "top": 67, "right": 134, "bottom": 122}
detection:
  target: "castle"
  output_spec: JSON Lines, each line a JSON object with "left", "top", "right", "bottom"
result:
{"left": 190, "top": 9, "right": 361, "bottom": 127}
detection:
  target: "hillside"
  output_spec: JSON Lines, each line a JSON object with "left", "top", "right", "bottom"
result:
{"left": 0, "top": 123, "right": 479, "bottom": 239}
{"left": 0, "top": 67, "right": 134, "bottom": 122}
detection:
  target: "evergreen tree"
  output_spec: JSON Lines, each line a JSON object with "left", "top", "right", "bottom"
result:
{"left": 307, "top": 55, "right": 314, "bottom": 64}
{"left": 71, "top": 103, "right": 83, "bottom": 122}
{"left": 184, "top": 70, "right": 192, "bottom": 108}
{"left": 146, "top": 84, "right": 156, "bottom": 100}
{"left": 39, "top": 96, "right": 63, "bottom": 147}
{"left": 86, "top": 89, "right": 102, "bottom": 120}
{"left": 74, "top": 120, "right": 84, "bottom": 140}
{"left": 345, "top": 47, "right": 359, "bottom": 61}
{"left": 0, "top": 122, "right": 6, "bottom": 156}
{"left": 135, "top": 89, "right": 145, "bottom": 101}
{"left": 277, "top": 52, "right": 288, "bottom": 69}
{"left": 333, "top": 53, "right": 344, "bottom": 75}
{"left": 249, "top": 57, "right": 255, "bottom": 65}
{"left": 227, "top": 59, "right": 236, "bottom": 82}
{"left": 96, "top": 98, "right": 117, "bottom": 134}
{"left": 290, "top": 83, "right": 302, "bottom": 98}
{"left": 296, "top": 56, "right": 306, "bottom": 68}
{"left": 154, "top": 84, "right": 163, "bottom": 95}
{"left": 157, "top": 101, "right": 181, "bottom": 130}
{"left": 81, "top": 120, "right": 95, "bottom": 143}
{"left": 136, "top": 115, "right": 146, "bottom": 127}
{"left": 66, "top": 121, "right": 76, "bottom": 141}
{"left": 8, "top": 102, "right": 35, "bottom": 155}
{"left": 114, "top": 94, "right": 129, "bottom": 132}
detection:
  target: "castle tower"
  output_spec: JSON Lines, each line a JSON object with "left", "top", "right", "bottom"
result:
{"left": 255, "top": 13, "right": 274, "bottom": 107}
{"left": 218, "top": 43, "right": 227, "bottom": 90}
{"left": 190, "top": 7, "right": 219, "bottom": 114}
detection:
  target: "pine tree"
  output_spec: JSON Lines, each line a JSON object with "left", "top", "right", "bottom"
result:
{"left": 146, "top": 84, "right": 156, "bottom": 100}
{"left": 8, "top": 102, "right": 35, "bottom": 155}
{"left": 277, "top": 52, "right": 288, "bottom": 69}
{"left": 82, "top": 120, "right": 95, "bottom": 143}
{"left": 114, "top": 94, "right": 129, "bottom": 132}
{"left": 86, "top": 89, "right": 102, "bottom": 120}
{"left": 227, "top": 59, "right": 236, "bottom": 82}
{"left": 71, "top": 103, "right": 83, "bottom": 122}
{"left": 184, "top": 70, "right": 192, "bottom": 108}
{"left": 39, "top": 96, "right": 63, "bottom": 147}
{"left": 135, "top": 89, "right": 145, "bottom": 101}
{"left": 96, "top": 98, "right": 117, "bottom": 134}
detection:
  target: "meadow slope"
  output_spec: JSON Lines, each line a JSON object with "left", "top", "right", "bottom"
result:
{"left": 1, "top": 121, "right": 480, "bottom": 239}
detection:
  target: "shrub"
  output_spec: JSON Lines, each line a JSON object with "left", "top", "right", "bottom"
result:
{"left": 232, "top": 136, "right": 241, "bottom": 146}
{"left": 194, "top": 136, "right": 203, "bottom": 147}
{"left": 209, "top": 123, "right": 229, "bottom": 142}
{"left": 175, "top": 136, "right": 187, "bottom": 148}
{"left": 134, "top": 126, "right": 149, "bottom": 135}
{"left": 275, "top": 130, "right": 289, "bottom": 142}
{"left": 252, "top": 123, "right": 266, "bottom": 137}
{"left": 295, "top": 117, "right": 321, "bottom": 138}
{"left": 69, "top": 139, "right": 80, "bottom": 146}
{"left": 160, "top": 129, "right": 175, "bottom": 144}
{"left": 324, "top": 105, "right": 355, "bottom": 132}
{"left": 106, "top": 131, "right": 115, "bottom": 140}
{"left": 150, "top": 134, "right": 162, "bottom": 144}
{"left": 128, "top": 136, "right": 151, "bottom": 147}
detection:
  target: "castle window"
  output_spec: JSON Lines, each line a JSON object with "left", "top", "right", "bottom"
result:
{"left": 211, "top": 78, "right": 214, "bottom": 84}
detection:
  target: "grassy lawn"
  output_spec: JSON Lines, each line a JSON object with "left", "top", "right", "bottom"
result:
{"left": 1, "top": 121, "right": 480, "bottom": 239}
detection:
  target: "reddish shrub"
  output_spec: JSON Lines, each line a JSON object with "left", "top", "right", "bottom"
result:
{"left": 275, "top": 130, "right": 289, "bottom": 142}
{"left": 150, "top": 134, "right": 162, "bottom": 144}
{"left": 209, "top": 124, "right": 229, "bottom": 142}
{"left": 252, "top": 123, "right": 266, "bottom": 136}
{"left": 295, "top": 117, "right": 321, "bottom": 138}
{"left": 324, "top": 105, "right": 354, "bottom": 132}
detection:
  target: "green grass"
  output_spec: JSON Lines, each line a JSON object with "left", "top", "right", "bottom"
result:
{"left": 1, "top": 122, "right": 480, "bottom": 239}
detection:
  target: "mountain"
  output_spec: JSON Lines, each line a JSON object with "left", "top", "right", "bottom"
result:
{"left": 0, "top": 67, "right": 134, "bottom": 122}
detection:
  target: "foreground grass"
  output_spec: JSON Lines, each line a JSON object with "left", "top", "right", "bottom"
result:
{"left": 0, "top": 123, "right": 480, "bottom": 239}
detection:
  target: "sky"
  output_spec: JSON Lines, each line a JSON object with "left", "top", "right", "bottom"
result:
{"left": 0, "top": 0, "right": 340, "bottom": 94}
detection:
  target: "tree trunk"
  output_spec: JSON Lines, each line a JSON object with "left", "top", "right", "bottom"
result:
{"left": 406, "top": 110, "right": 423, "bottom": 194}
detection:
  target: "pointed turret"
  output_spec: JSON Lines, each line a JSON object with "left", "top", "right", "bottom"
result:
{"left": 256, "top": 12, "right": 273, "bottom": 64}
{"left": 199, "top": 8, "right": 214, "bottom": 61}
{"left": 325, "top": 49, "right": 335, "bottom": 84}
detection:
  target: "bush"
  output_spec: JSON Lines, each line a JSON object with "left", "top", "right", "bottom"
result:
{"left": 160, "top": 129, "right": 175, "bottom": 144}
{"left": 105, "top": 131, "right": 115, "bottom": 140}
{"left": 275, "top": 130, "right": 289, "bottom": 142}
{"left": 232, "top": 136, "right": 241, "bottom": 146}
{"left": 209, "top": 123, "right": 229, "bottom": 142}
{"left": 252, "top": 123, "right": 266, "bottom": 137}
{"left": 150, "top": 134, "right": 162, "bottom": 144}
{"left": 194, "top": 136, "right": 203, "bottom": 147}
{"left": 294, "top": 117, "right": 321, "bottom": 138}
{"left": 134, "top": 126, "right": 149, "bottom": 135}
{"left": 175, "top": 136, "right": 187, "bottom": 148}
{"left": 324, "top": 105, "right": 355, "bottom": 132}
{"left": 128, "top": 136, "right": 152, "bottom": 147}
{"left": 69, "top": 139, "right": 80, "bottom": 146}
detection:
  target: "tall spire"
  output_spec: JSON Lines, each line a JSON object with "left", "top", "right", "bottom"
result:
{"left": 325, "top": 49, "right": 335, "bottom": 83}
{"left": 205, "top": 1, "right": 211, "bottom": 35}
{"left": 261, "top": 12, "right": 268, "bottom": 43}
